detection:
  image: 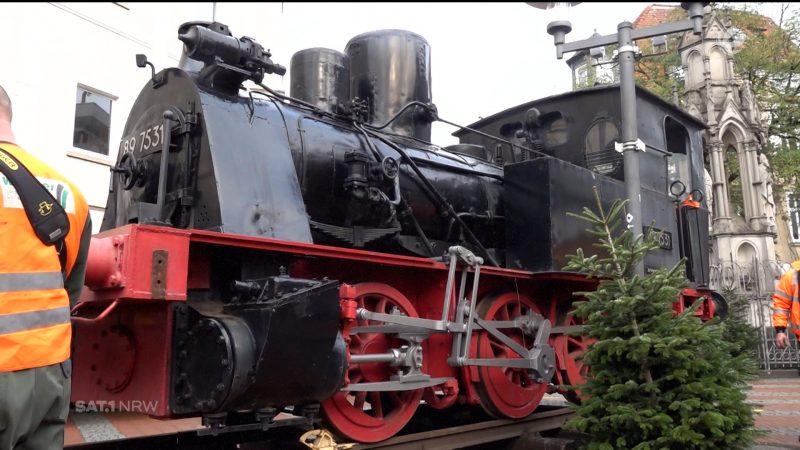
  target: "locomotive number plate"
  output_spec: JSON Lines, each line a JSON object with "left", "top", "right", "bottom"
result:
{"left": 645, "top": 226, "right": 672, "bottom": 251}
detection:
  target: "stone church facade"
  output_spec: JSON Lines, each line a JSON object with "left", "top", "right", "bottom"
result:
{"left": 677, "top": 6, "right": 781, "bottom": 280}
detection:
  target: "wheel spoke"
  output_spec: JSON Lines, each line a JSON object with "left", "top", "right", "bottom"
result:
{"left": 322, "top": 283, "right": 423, "bottom": 443}
{"left": 470, "top": 292, "right": 546, "bottom": 419}
{"left": 387, "top": 391, "right": 403, "bottom": 407}
{"left": 375, "top": 296, "right": 388, "bottom": 315}
{"left": 369, "top": 392, "right": 384, "bottom": 419}
{"left": 489, "top": 338, "right": 506, "bottom": 353}
{"left": 511, "top": 303, "right": 521, "bottom": 319}
{"left": 499, "top": 305, "right": 510, "bottom": 321}
{"left": 354, "top": 391, "right": 368, "bottom": 409}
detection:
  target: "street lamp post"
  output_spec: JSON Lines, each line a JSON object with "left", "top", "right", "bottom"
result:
{"left": 541, "top": 2, "right": 707, "bottom": 276}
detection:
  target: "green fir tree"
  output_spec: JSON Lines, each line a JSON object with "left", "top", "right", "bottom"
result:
{"left": 562, "top": 190, "right": 759, "bottom": 450}
{"left": 719, "top": 287, "right": 762, "bottom": 361}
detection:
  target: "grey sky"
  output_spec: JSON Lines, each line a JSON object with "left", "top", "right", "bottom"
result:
{"left": 210, "top": 2, "right": 786, "bottom": 145}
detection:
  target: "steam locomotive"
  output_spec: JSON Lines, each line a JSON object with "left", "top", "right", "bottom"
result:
{"left": 73, "top": 21, "right": 721, "bottom": 443}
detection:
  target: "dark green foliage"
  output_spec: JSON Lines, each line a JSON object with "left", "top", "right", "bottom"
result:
{"left": 562, "top": 190, "right": 759, "bottom": 449}
{"left": 720, "top": 288, "right": 761, "bottom": 360}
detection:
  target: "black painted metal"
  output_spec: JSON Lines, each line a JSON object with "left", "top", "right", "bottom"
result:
{"left": 346, "top": 30, "right": 433, "bottom": 141}
{"left": 456, "top": 85, "right": 707, "bottom": 193}
{"left": 290, "top": 48, "right": 350, "bottom": 114}
{"left": 104, "top": 67, "right": 503, "bottom": 258}
{"left": 678, "top": 205, "right": 711, "bottom": 285}
{"left": 171, "top": 276, "right": 345, "bottom": 415}
{"left": 504, "top": 157, "right": 681, "bottom": 277}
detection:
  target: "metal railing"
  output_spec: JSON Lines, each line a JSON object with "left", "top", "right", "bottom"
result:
{"left": 710, "top": 258, "right": 799, "bottom": 372}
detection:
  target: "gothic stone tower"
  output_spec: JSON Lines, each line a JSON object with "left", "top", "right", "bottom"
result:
{"left": 678, "top": 5, "right": 777, "bottom": 271}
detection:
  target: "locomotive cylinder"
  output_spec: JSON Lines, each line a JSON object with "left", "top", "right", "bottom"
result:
{"left": 290, "top": 48, "right": 350, "bottom": 114}
{"left": 346, "top": 29, "right": 433, "bottom": 141}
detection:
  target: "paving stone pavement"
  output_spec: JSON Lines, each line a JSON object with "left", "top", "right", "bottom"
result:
{"left": 543, "top": 371, "right": 800, "bottom": 449}
{"left": 749, "top": 371, "right": 800, "bottom": 450}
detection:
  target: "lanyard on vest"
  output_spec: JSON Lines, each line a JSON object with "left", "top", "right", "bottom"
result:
{"left": 0, "top": 145, "right": 69, "bottom": 273}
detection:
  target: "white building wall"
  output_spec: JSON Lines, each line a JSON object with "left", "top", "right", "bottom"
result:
{"left": 0, "top": 2, "right": 215, "bottom": 232}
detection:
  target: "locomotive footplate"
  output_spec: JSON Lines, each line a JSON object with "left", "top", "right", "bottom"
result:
{"left": 170, "top": 275, "right": 347, "bottom": 419}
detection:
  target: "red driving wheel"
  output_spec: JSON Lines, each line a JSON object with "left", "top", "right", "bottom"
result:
{"left": 554, "top": 313, "right": 593, "bottom": 403}
{"left": 321, "top": 283, "right": 424, "bottom": 443}
{"left": 470, "top": 292, "right": 547, "bottom": 419}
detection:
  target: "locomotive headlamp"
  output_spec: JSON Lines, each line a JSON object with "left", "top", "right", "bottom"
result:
{"left": 177, "top": 21, "right": 286, "bottom": 93}
{"left": 178, "top": 24, "right": 287, "bottom": 77}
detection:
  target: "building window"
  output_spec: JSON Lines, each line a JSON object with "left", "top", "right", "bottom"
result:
{"left": 789, "top": 193, "right": 800, "bottom": 243}
{"left": 73, "top": 85, "right": 113, "bottom": 155}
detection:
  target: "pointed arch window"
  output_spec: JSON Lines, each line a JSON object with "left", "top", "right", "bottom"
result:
{"left": 788, "top": 193, "right": 800, "bottom": 243}
{"left": 726, "top": 144, "right": 744, "bottom": 217}
{"left": 709, "top": 47, "right": 729, "bottom": 81}
{"left": 687, "top": 51, "right": 704, "bottom": 88}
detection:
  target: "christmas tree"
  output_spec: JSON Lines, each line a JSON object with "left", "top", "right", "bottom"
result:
{"left": 562, "top": 190, "right": 759, "bottom": 449}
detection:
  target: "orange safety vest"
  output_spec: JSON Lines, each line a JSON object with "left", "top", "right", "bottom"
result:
{"left": 0, "top": 143, "right": 89, "bottom": 372}
{"left": 772, "top": 260, "right": 800, "bottom": 338}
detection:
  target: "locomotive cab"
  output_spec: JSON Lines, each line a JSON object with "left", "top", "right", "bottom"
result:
{"left": 456, "top": 85, "right": 711, "bottom": 287}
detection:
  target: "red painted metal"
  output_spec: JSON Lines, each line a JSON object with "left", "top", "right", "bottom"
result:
{"left": 188, "top": 226, "right": 549, "bottom": 280}
{"left": 75, "top": 224, "right": 605, "bottom": 431}
{"left": 321, "top": 283, "right": 424, "bottom": 443}
{"left": 553, "top": 313, "right": 593, "bottom": 402}
{"left": 422, "top": 379, "right": 459, "bottom": 410}
{"left": 71, "top": 302, "right": 175, "bottom": 417}
{"left": 84, "top": 236, "right": 124, "bottom": 289}
{"left": 186, "top": 248, "right": 210, "bottom": 290}
{"left": 469, "top": 292, "right": 547, "bottom": 419}
{"left": 675, "top": 287, "right": 716, "bottom": 321}
{"left": 82, "top": 225, "right": 190, "bottom": 302}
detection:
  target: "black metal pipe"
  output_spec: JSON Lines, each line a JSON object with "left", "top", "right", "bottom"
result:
{"left": 369, "top": 131, "right": 500, "bottom": 267}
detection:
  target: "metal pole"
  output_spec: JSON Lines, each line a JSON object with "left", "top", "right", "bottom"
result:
{"left": 617, "top": 21, "right": 644, "bottom": 276}
{"left": 542, "top": 3, "right": 708, "bottom": 276}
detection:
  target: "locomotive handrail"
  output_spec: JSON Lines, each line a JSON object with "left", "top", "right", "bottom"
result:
{"left": 362, "top": 100, "right": 436, "bottom": 131}
{"left": 71, "top": 299, "right": 121, "bottom": 324}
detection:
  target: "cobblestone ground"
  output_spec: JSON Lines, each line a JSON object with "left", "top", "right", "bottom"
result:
{"left": 749, "top": 372, "right": 800, "bottom": 450}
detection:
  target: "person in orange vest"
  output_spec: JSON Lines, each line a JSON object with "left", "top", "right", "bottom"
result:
{"left": 0, "top": 85, "right": 91, "bottom": 449}
{"left": 773, "top": 259, "right": 800, "bottom": 351}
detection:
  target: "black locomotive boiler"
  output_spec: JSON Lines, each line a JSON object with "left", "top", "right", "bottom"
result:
{"left": 73, "top": 21, "right": 721, "bottom": 443}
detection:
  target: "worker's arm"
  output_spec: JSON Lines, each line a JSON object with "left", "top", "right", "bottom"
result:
{"left": 65, "top": 216, "right": 92, "bottom": 308}
{"left": 772, "top": 270, "right": 794, "bottom": 348}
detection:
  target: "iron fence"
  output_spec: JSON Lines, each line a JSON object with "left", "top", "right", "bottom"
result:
{"left": 710, "top": 258, "right": 799, "bottom": 372}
